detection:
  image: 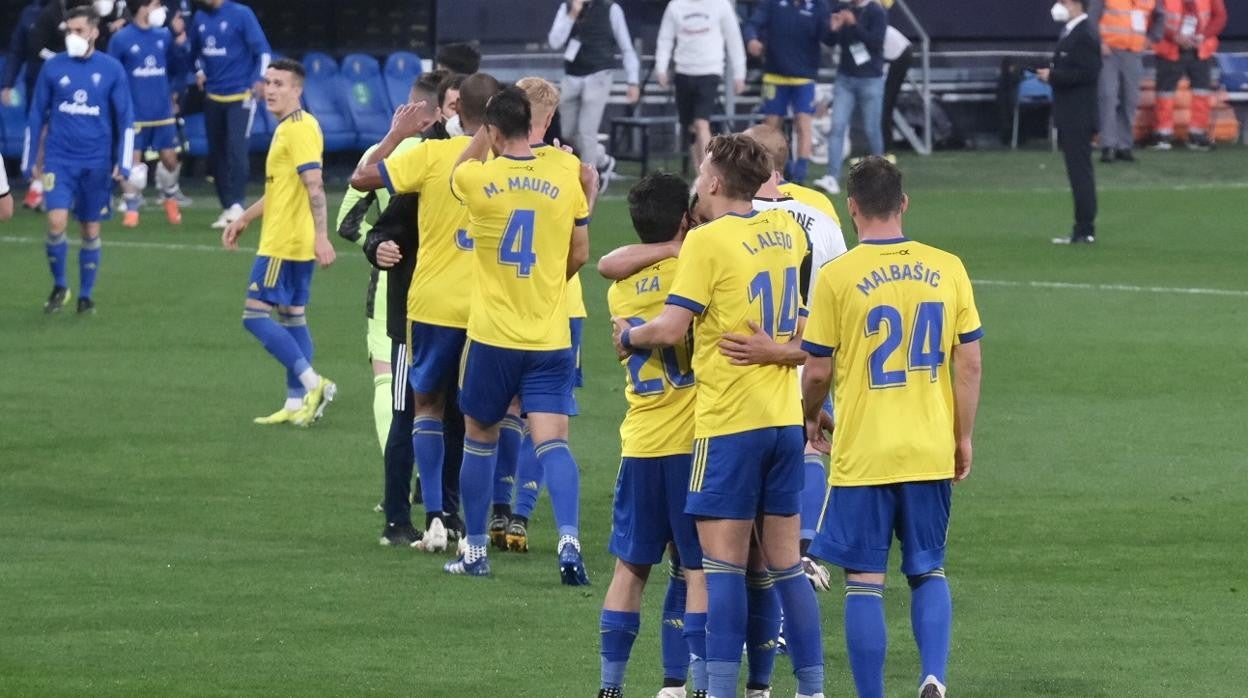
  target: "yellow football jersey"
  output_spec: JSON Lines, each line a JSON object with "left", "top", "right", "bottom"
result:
{"left": 802, "top": 237, "right": 983, "bottom": 487}
{"left": 258, "top": 110, "right": 323, "bottom": 261}
{"left": 379, "top": 135, "right": 474, "bottom": 328}
{"left": 453, "top": 153, "right": 590, "bottom": 350}
{"left": 609, "top": 258, "right": 696, "bottom": 457}
{"left": 667, "top": 208, "right": 809, "bottom": 438}
{"left": 533, "top": 144, "right": 590, "bottom": 320}
{"left": 778, "top": 180, "right": 842, "bottom": 228}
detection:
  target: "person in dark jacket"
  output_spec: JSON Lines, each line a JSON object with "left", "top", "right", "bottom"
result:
{"left": 2, "top": 0, "right": 47, "bottom": 104}
{"left": 744, "top": 0, "right": 833, "bottom": 184}
{"left": 1038, "top": 0, "right": 1102, "bottom": 244}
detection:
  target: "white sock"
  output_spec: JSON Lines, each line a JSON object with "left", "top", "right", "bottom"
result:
{"left": 284, "top": 397, "right": 303, "bottom": 411}
{"left": 465, "top": 544, "right": 487, "bottom": 564}
{"left": 297, "top": 368, "right": 320, "bottom": 393}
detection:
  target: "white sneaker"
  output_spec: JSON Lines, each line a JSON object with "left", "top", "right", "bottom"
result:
{"left": 210, "top": 210, "right": 230, "bottom": 229}
{"left": 598, "top": 155, "right": 617, "bottom": 194}
{"left": 415, "top": 517, "right": 448, "bottom": 552}
{"left": 746, "top": 689, "right": 771, "bottom": 698}
{"left": 919, "top": 675, "right": 947, "bottom": 698}
{"left": 812, "top": 175, "right": 840, "bottom": 194}
{"left": 212, "top": 203, "right": 245, "bottom": 229}
{"left": 796, "top": 694, "right": 826, "bottom": 698}
{"left": 802, "top": 556, "right": 832, "bottom": 591}
{"left": 655, "top": 687, "right": 686, "bottom": 698}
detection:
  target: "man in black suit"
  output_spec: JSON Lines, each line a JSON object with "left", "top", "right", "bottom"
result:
{"left": 1038, "top": 0, "right": 1102, "bottom": 244}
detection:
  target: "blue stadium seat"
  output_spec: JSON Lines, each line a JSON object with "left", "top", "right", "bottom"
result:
{"left": 0, "top": 62, "right": 28, "bottom": 160}
{"left": 340, "top": 54, "right": 392, "bottom": 149}
{"left": 299, "top": 52, "right": 356, "bottom": 153}
{"left": 1011, "top": 71, "right": 1054, "bottom": 150}
{"left": 383, "top": 51, "right": 423, "bottom": 112}
{"left": 182, "top": 113, "right": 208, "bottom": 157}
{"left": 1216, "top": 53, "right": 1248, "bottom": 92}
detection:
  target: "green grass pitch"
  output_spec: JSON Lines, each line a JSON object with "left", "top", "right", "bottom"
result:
{"left": 1, "top": 148, "right": 1246, "bottom": 695}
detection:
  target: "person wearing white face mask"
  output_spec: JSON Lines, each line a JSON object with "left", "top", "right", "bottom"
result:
{"left": 107, "top": 0, "right": 192, "bottom": 227}
{"left": 23, "top": 5, "right": 135, "bottom": 314}
{"left": 1036, "top": 0, "right": 1102, "bottom": 245}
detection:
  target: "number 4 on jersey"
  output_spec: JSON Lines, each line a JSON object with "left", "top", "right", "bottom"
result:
{"left": 866, "top": 301, "right": 945, "bottom": 389}
{"left": 499, "top": 209, "right": 537, "bottom": 277}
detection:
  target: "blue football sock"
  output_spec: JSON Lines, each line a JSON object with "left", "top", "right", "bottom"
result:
{"left": 800, "top": 454, "right": 827, "bottom": 542}
{"left": 493, "top": 415, "right": 524, "bottom": 506}
{"left": 661, "top": 566, "right": 690, "bottom": 683}
{"left": 909, "top": 569, "right": 952, "bottom": 685}
{"left": 772, "top": 564, "right": 825, "bottom": 695}
{"left": 78, "top": 237, "right": 101, "bottom": 300}
{"left": 683, "top": 611, "right": 708, "bottom": 692}
{"left": 791, "top": 157, "right": 810, "bottom": 183}
{"left": 600, "top": 609, "right": 641, "bottom": 690}
{"left": 46, "top": 232, "right": 68, "bottom": 289}
{"left": 746, "top": 571, "right": 781, "bottom": 688}
{"left": 458, "top": 437, "right": 497, "bottom": 548}
{"left": 513, "top": 433, "right": 543, "bottom": 519}
{"left": 534, "top": 438, "right": 579, "bottom": 539}
{"left": 124, "top": 194, "right": 141, "bottom": 213}
{"left": 412, "top": 417, "right": 446, "bottom": 515}
{"left": 243, "top": 310, "right": 311, "bottom": 379}
{"left": 844, "top": 581, "right": 887, "bottom": 698}
{"left": 278, "top": 312, "right": 312, "bottom": 400}
{"left": 704, "top": 557, "right": 747, "bottom": 698}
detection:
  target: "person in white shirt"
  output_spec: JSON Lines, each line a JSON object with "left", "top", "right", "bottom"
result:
{"left": 548, "top": 0, "right": 641, "bottom": 191}
{"left": 655, "top": 0, "right": 748, "bottom": 172}
{"left": 0, "top": 162, "right": 13, "bottom": 221}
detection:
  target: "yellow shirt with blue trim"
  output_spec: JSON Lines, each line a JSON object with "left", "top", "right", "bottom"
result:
{"left": 453, "top": 152, "right": 590, "bottom": 350}
{"left": 801, "top": 237, "right": 984, "bottom": 487}
{"left": 257, "top": 110, "right": 323, "bottom": 261}
{"left": 609, "top": 258, "right": 696, "bottom": 457}
{"left": 666, "top": 208, "right": 809, "bottom": 438}
{"left": 532, "top": 143, "right": 590, "bottom": 320}
{"left": 778, "top": 180, "right": 842, "bottom": 227}
{"left": 379, "top": 135, "right": 474, "bottom": 328}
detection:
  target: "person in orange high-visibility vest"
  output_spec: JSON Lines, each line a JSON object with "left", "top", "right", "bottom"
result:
{"left": 1091, "top": 0, "right": 1155, "bottom": 162}
{"left": 1150, "top": 0, "right": 1228, "bottom": 151}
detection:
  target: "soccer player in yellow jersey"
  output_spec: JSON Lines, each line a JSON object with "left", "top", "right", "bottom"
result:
{"left": 612, "top": 135, "right": 824, "bottom": 698}
{"left": 491, "top": 78, "right": 598, "bottom": 553}
{"left": 448, "top": 86, "right": 593, "bottom": 581}
{"left": 349, "top": 73, "right": 501, "bottom": 552}
{"left": 222, "top": 59, "right": 336, "bottom": 427}
{"left": 598, "top": 173, "right": 706, "bottom": 698}
{"left": 800, "top": 157, "right": 983, "bottom": 698}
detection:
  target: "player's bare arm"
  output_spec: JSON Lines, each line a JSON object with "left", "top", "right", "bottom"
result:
{"left": 301, "top": 168, "right": 335, "bottom": 268}
{"left": 597, "top": 241, "right": 681, "bottom": 281}
{"left": 612, "top": 305, "right": 695, "bottom": 359}
{"left": 222, "top": 197, "right": 265, "bottom": 249}
{"left": 801, "top": 354, "right": 835, "bottom": 454}
{"left": 580, "top": 163, "right": 600, "bottom": 214}
{"left": 719, "top": 317, "right": 809, "bottom": 367}
{"left": 951, "top": 340, "right": 983, "bottom": 482}
{"left": 349, "top": 101, "right": 436, "bottom": 191}
{"left": 568, "top": 224, "right": 589, "bottom": 279}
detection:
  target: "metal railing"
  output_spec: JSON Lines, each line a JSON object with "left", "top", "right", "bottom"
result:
{"left": 892, "top": 0, "right": 933, "bottom": 155}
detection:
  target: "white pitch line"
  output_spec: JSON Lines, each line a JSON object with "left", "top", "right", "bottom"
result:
{"left": 973, "top": 278, "right": 1248, "bottom": 298}
{"left": 2, "top": 235, "right": 1244, "bottom": 298}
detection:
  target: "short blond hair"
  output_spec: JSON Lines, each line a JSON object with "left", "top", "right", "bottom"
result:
{"left": 517, "top": 77, "right": 560, "bottom": 123}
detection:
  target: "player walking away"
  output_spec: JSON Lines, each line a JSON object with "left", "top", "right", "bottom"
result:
{"left": 109, "top": 0, "right": 191, "bottom": 228}
{"left": 597, "top": 173, "right": 706, "bottom": 698}
{"left": 349, "top": 73, "right": 498, "bottom": 553}
{"left": 448, "top": 87, "right": 595, "bottom": 581}
{"left": 800, "top": 157, "right": 983, "bottom": 698}
{"left": 24, "top": 6, "right": 134, "bottom": 315}
{"left": 187, "top": 0, "right": 271, "bottom": 230}
{"left": 613, "top": 134, "right": 825, "bottom": 698}
{"left": 743, "top": 0, "right": 833, "bottom": 184}
{"left": 221, "top": 59, "right": 336, "bottom": 427}
{"left": 490, "top": 77, "right": 598, "bottom": 557}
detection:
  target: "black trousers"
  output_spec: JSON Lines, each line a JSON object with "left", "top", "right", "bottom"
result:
{"left": 1059, "top": 125, "right": 1097, "bottom": 240}
{"left": 381, "top": 341, "right": 465, "bottom": 525}
{"left": 882, "top": 47, "right": 914, "bottom": 141}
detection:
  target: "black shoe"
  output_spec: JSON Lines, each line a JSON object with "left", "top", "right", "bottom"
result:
{"left": 1115, "top": 148, "right": 1135, "bottom": 162}
{"left": 443, "top": 512, "right": 465, "bottom": 543}
{"left": 1100, "top": 147, "right": 1115, "bottom": 163}
{"left": 76, "top": 297, "right": 95, "bottom": 315}
{"left": 44, "top": 286, "right": 70, "bottom": 314}
{"left": 1148, "top": 135, "right": 1173, "bottom": 151}
{"left": 1186, "top": 133, "right": 1213, "bottom": 151}
{"left": 489, "top": 505, "right": 511, "bottom": 551}
{"left": 379, "top": 522, "right": 422, "bottom": 547}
